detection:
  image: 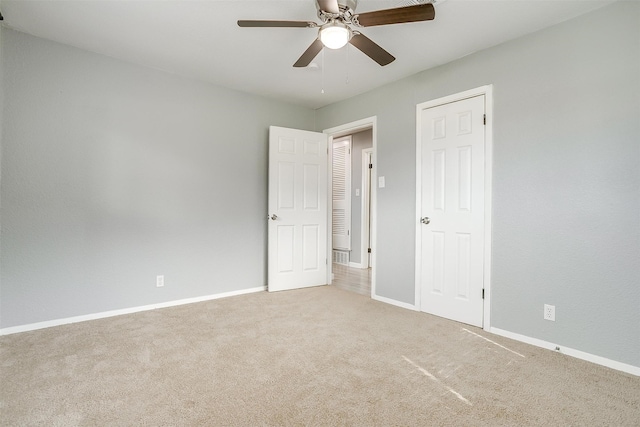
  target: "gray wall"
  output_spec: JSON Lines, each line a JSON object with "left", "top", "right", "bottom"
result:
{"left": 349, "top": 129, "right": 372, "bottom": 265}
{"left": 1, "top": 2, "right": 638, "bottom": 370}
{"left": 316, "top": 2, "right": 640, "bottom": 368}
{"left": 0, "top": 29, "right": 315, "bottom": 328}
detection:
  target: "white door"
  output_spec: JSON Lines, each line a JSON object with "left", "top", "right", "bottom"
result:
{"left": 268, "top": 126, "right": 328, "bottom": 292}
{"left": 418, "top": 95, "right": 485, "bottom": 327}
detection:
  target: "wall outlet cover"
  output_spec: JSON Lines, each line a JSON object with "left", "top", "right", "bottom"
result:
{"left": 544, "top": 304, "right": 555, "bottom": 321}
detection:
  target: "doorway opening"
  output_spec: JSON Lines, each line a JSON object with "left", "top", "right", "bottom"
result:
{"left": 324, "top": 117, "right": 377, "bottom": 298}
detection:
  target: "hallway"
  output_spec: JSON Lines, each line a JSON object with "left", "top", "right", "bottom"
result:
{"left": 331, "top": 263, "right": 371, "bottom": 297}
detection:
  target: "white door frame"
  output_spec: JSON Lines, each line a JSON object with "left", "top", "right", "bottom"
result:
{"left": 415, "top": 86, "right": 493, "bottom": 330}
{"left": 361, "top": 148, "right": 373, "bottom": 269}
{"left": 324, "top": 117, "right": 377, "bottom": 298}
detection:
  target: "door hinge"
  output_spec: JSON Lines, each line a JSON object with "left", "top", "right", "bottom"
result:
{"left": 483, "top": 114, "right": 486, "bottom": 125}
{"left": 482, "top": 288, "right": 485, "bottom": 299}
{"left": 369, "top": 163, "right": 373, "bottom": 169}
{"left": 367, "top": 248, "right": 371, "bottom": 253}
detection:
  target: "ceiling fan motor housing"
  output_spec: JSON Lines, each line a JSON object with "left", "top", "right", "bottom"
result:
{"left": 339, "top": 0, "right": 358, "bottom": 13}
{"left": 317, "top": 0, "right": 358, "bottom": 22}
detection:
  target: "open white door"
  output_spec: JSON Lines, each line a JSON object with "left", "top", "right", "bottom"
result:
{"left": 268, "top": 126, "right": 329, "bottom": 292}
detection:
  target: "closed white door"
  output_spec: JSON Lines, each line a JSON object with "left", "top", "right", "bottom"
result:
{"left": 332, "top": 136, "right": 351, "bottom": 251}
{"left": 418, "top": 95, "right": 485, "bottom": 327}
{"left": 268, "top": 126, "right": 328, "bottom": 292}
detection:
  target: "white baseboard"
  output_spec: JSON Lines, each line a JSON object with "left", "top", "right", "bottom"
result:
{"left": 372, "top": 294, "right": 418, "bottom": 311}
{"left": 348, "top": 261, "right": 367, "bottom": 269}
{"left": 0, "top": 286, "right": 266, "bottom": 336}
{"left": 490, "top": 327, "right": 640, "bottom": 377}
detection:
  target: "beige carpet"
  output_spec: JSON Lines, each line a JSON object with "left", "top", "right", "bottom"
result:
{"left": 1, "top": 286, "right": 638, "bottom": 426}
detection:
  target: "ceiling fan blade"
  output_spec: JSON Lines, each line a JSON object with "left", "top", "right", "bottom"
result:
{"left": 237, "top": 20, "right": 316, "bottom": 28}
{"left": 349, "top": 33, "right": 395, "bottom": 66}
{"left": 293, "top": 39, "right": 324, "bottom": 68}
{"left": 317, "top": 0, "right": 340, "bottom": 14}
{"left": 354, "top": 3, "right": 435, "bottom": 27}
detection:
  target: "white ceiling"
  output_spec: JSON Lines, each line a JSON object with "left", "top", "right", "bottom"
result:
{"left": 0, "top": 0, "right": 615, "bottom": 109}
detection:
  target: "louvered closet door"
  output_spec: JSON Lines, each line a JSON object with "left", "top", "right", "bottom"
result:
{"left": 268, "top": 126, "right": 328, "bottom": 292}
{"left": 332, "top": 136, "right": 351, "bottom": 251}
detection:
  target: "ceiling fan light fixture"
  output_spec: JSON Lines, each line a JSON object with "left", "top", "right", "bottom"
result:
{"left": 320, "top": 22, "right": 351, "bottom": 49}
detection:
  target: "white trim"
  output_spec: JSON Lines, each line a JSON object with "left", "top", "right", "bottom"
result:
{"left": 348, "top": 261, "right": 366, "bottom": 269}
{"left": 482, "top": 88, "right": 494, "bottom": 330}
{"left": 323, "top": 117, "right": 376, "bottom": 137}
{"left": 414, "top": 85, "right": 494, "bottom": 330}
{"left": 361, "top": 148, "right": 373, "bottom": 269}
{"left": 326, "top": 133, "right": 334, "bottom": 284}
{"left": 324, "top": 116, "right": 377, "bottom": 299}
{"left": 490, "top": 327, "right": 640, "bottom": 377}
{"left": 372, "top": 295, "right": 418, "bottom": 311}
{"left": 415, "top": 104, "right": 424, "bottom": 313}
{"left": 0, "top": 286, "right": 266, "bottom": 336}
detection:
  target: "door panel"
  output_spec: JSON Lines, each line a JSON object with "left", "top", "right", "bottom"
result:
{"left": 332, "top": 136, "right": 351, "bottom": 251}
{"left": 268, "top": 126, "right": 328, "bottom": 292}
{"left": 419, "top": 95, "right": 485, "bottom": 327}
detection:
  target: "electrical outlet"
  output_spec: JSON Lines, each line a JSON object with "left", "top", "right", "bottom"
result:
{"left": 544, "top": 304, "right": 555, "bottom": 321}
{"left": 156, "top": 275, "right": 164, "bottom": 288}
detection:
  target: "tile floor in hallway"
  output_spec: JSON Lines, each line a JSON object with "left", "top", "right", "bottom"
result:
{"left": 331, "top": 263, "right": 371, "bottom": 296}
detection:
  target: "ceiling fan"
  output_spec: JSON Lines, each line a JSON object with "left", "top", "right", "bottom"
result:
{"left": 237, "top": 0, "right": 435, "bottom": 67}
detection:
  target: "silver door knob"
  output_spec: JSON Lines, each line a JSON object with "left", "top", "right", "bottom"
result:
{"left": 269, "top": 214, "right": 278, "bottom": 221}
{"left": 420, "top": 217, "right": 430, "bottom": 225}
